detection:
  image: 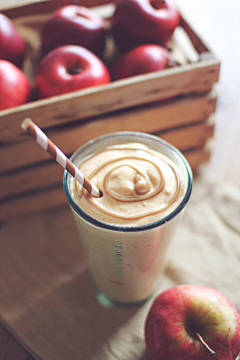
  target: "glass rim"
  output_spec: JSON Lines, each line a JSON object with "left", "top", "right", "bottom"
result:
{"left": 63, "top": 131, "right": 193, "bottom": 232}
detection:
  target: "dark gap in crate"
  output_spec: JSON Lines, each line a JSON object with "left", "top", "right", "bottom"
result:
{"left": 183, "top": 146, "right": 203, "bottom": 154}
{"left": 153, "top": 118, "right": 208, "bottom": 136}
{"left": 183, "top": 146, "right": 209, "bottom": 154}
{"left": 180, "top": 144, "right": 208, "bottom": 154}
{"left": 0, "top": 133, "right": 28, "bottom": 147}
{"left": 153, "top": 133, "right": 212, "bottom": 157}
{"left": 0, "top": 157, "right": 56, "bottom": 177}
{"left": 0, "top": 181, "right": 63, "bottom": 204}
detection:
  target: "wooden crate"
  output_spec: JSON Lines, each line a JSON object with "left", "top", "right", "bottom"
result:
{"left": 0, "top": 0, "right": 220, "bottom": 222}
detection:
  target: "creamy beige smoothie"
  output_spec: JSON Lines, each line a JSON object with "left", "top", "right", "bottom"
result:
{"left": 63, "top": 132, "right": 192, "bottom": 303}
{"left": 71, "top": 143, "right": 185, "bottom": 226}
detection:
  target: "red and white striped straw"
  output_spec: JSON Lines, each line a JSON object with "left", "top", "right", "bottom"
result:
{"left": 21, "top": 118, "right": 102, "bottom": 198}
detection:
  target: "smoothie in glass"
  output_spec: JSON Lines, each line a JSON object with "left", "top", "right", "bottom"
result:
{"left": 63, "top": 132, "right": 192, "bottom": 303}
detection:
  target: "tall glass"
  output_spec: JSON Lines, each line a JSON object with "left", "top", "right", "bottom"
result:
{"left": 63, "top": 132, "right": 192, "bottom": 303}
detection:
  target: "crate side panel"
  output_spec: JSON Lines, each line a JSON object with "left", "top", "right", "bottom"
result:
{"left": 0, "top": 61, "right": 220, "bottom": 142}
{"left": 0, "top": 119, "right": 214, "bottom": 200}
{"left": 0, "top": 91, "right": 217, "bottom": 173}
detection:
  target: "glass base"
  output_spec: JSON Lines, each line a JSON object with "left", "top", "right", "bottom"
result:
{"left": 95, "top": 288, "right": 150, "bottom": 307}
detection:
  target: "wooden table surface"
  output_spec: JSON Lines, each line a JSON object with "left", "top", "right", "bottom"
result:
{"left": 0, "top": 0, "right": 240, "bottom": 359}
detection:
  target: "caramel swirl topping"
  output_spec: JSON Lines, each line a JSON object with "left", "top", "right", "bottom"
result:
{"left": 72, "top": 143, "right": 185, "bottom": 225}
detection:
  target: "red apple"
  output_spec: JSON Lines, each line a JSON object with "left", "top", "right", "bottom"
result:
{"left": 0, "top": 13, "right": 26, "bottom": 68}
{"left": 41, "top": 5, "right": 107, "bottom": 58}
{"left": 35, "top": 45, "right": 110, "bottom": 99}
{"left": 0, "top": 60, "right": 31, "bottom": 111}
{"left": 145, "top": 284, "right": 240, "bottom": 360}
{"left": 111, "top": 0, "right": 180, "bottom": 51}
{"left": 110, "top": 44, "right": 170, "bottom": 81}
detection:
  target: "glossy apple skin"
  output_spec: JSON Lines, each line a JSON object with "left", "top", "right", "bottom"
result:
{"left": 0, "top": 13, "right": 26, "bottom": 68}
{"left": 35, "top": 45, "right": 110, "bottom": 99}
{"left": 0, "top": 60, "right": 31, "bottom": 111}
{"left": 111, "top": 0, "right": 180, "bottom": 51}
{"left": 110, "top": 44, "right": 170, "bottom": 81}
{"left": 41, "top": 5, "right": 106, "bottom": 58}
{"left": 145, "top": 285, "right": 240, "bottom": 360}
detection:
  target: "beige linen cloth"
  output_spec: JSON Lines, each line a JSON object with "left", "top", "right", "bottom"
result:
{"left": 0, "top": 174, "right": 240, "bottom": 360}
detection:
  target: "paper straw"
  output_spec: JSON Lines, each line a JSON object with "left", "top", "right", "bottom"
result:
{"left": 21, "top": 118, "right": 102, "bottom": 198}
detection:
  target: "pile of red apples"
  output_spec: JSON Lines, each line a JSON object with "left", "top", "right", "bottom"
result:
{"left": 0, "top": 0, "right": 180, "bottom": 111}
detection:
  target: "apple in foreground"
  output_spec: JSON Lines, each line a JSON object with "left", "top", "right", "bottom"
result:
{"left": 110, "top": 44, "right": 170, "bottom": 81}
{"left": 145, "top": 284, "right": 240, "bottom": 360}
{"left": 35, "top": 45, "right": 110, "bottom": 99}
{"left": 41, "top": 5, "right": 107, "bottom": 58}
{"left": 0, "top": 60, "right": 31, "bottom": 111}
{"left": 111, "top": 0, "right": 180, "bottom": 51}
{"left": 0, "top": 13, "right": 26, "bottom": 68}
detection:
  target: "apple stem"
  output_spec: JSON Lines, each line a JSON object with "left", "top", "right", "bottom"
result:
{"left": 196, "top": 332, "right": 216, "bottom": 357}
{"left": 150, "top": 0, "right": 166, "bottom": 10}
{"left": 68, "top": 68, "right": 82, "bottom": 75}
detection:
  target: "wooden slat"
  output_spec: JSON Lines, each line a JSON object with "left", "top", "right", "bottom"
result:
{"left": 0, "top": 184, "right": 66, "bottom": 224}
{"left": 156, "top": 116, "right": 214, "bottom": 150}
{"left": 0, "top": 91, "right": 217, "bottom": 173}
{"left": 184, "top": 147, "right": 211, "bottom": 170}
{"left": 0, "top": 119, "right": 214, "bottom": 200}
{"left": 0, "top": 146, "right": 211, "bottom": 223}
{"left": 0, "top": 162, "right": 62, "bottom": 201}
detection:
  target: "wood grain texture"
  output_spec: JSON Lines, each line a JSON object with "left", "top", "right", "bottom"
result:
{"left": 0, "top": 119, "right": 214, "bottom": 201}
{"left": 0, "top": 61, "right": 219, "bottom": 142}
{"left": 0, "top": 91, "right": 217, "bottom": 173}
{"left": 1, "top": 0, "right": 239, "bottom": 358}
